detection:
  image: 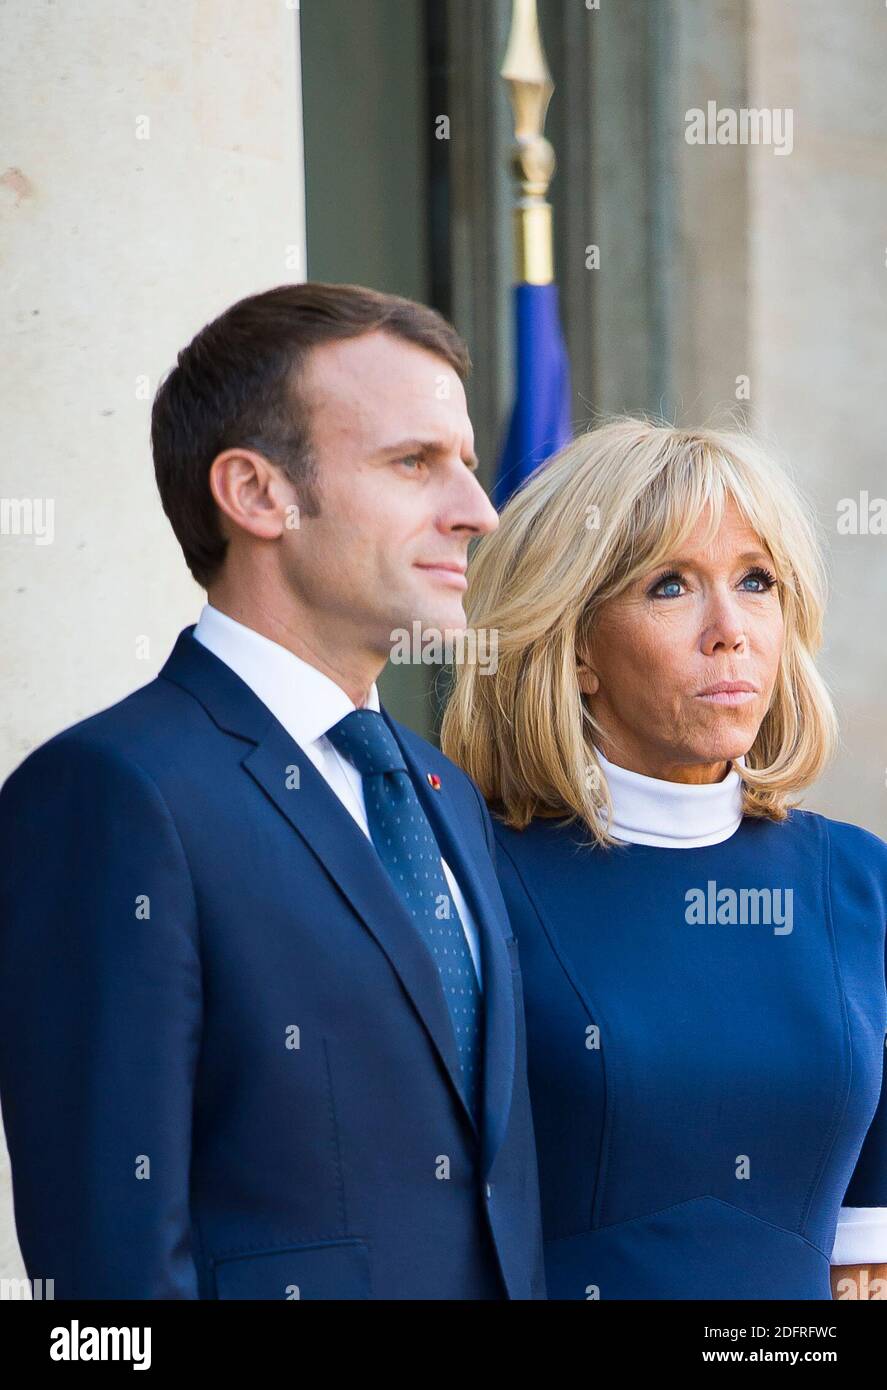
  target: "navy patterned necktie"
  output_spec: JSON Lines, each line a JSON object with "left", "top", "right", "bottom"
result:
{"left": 325, "top": 708, "right": 484, "bottom": 1123}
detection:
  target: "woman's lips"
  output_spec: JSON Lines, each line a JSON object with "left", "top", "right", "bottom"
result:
{"left": 697, "top": 691, "right": 756, "bottom": 706}
{"left": 695, "top": 682, "right": 758, "bottom": 707}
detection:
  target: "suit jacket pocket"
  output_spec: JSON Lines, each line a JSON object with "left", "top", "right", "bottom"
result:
{"left": 213, "top": 1238, "right": 371, "bottom": 1300}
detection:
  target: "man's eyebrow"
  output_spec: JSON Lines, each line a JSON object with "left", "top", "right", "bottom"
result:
{"left": 377, "top": 437, "right": 479, "bottom": 469}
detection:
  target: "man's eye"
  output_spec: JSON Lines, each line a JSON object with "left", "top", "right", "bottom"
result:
{"left": 397, "top": 455, "right": 423, "bottom": 470}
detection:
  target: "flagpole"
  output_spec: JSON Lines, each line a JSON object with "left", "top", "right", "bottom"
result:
{"left": 500, "top": 0, "right": 556, "bottom": 286}
{"left": 494, "top": 0, "right": 571, "bottom": 507}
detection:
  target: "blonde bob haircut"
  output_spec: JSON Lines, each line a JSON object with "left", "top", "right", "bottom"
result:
{"left": 440, "top": 416, "right": 838, "bottom": 846}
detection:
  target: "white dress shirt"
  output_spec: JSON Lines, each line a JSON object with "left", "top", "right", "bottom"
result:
{"left": 595, "top": 745, "right": 886, "bottom": 1267}
{"left": 192, "top": 603, "right": 483, "bottom": 987}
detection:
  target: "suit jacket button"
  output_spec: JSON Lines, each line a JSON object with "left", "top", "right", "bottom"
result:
{"left": 485, "top": 1182, "right": 492, "bottom": 1199}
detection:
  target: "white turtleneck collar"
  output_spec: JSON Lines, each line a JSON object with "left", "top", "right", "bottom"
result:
{"left": 596, "top": 746, "right": 746, "bottom": 849}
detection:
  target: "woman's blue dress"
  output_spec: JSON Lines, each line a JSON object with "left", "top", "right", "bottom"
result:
{"left": 494, "top": 809, "right": 887, "bottom": 1299}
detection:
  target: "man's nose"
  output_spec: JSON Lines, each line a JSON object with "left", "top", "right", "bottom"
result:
{"left": 446, "top": 469, "right": 499, "bottom": 536}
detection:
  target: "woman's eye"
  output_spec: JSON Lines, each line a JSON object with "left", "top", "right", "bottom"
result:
{"left": 650, "top": 573, "right": 685, "bottom": 598}
{"left": 649, "top": 566, "right": 777, "bottom": 599}
{"left": 739, "top": 568, "right": 777, "bottom": 592}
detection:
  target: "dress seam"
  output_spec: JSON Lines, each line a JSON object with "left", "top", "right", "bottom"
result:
{"left": 798, "top": 813, "right": 855, "bottom": 1238}
{"left": 494, "top": 831, "right": 613, "bottom": 1230}
{"left": 544, "top": 1192, "right": 830, "bottom": 1259}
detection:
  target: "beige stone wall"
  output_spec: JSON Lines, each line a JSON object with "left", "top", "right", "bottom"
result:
{"left": 748, "top": 1, "right": 887, "bottom": 833}
{"left": 0, "top": 0, "right": 305, "bottom": 1290}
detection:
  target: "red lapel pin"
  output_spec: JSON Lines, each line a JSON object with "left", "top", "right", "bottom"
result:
{"left": 426, "top": 772, "right": 442, "bottom": 791}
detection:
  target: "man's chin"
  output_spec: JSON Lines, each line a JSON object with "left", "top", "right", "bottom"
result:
{"left": 387, "top": 601, "right": 469, "bottom": 641}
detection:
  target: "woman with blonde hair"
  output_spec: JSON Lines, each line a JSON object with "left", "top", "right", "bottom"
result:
{"left": 442, "top": 417, "right": 887, "bottom": 1300}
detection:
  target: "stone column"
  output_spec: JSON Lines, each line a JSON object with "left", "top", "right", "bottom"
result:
{"left": 0, "top": 0, "right": 306, "bottom": 1289}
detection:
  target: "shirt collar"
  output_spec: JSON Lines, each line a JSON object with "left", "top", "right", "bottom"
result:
{"left": 596, "top": 745, "right": 745, "bottom": 848}
{"left": 191, "top": 602, "right": 380, "bottom": 748}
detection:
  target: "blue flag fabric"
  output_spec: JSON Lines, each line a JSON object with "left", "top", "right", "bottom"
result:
{"left": 493, "top": 281, "right": 572, "bottom": 509}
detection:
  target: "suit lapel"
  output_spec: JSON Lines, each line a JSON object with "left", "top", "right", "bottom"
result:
{"left": 241, "top": 723, "right": 478, "bottom": 1136}
{"left": 381, "top": 710, "right": 516, "bottom": 1178}
{"left": 161, "top": 627, "right": 477, "bottom": 1136}
{"left": 160, "top": 626, "right": 515, "bottom": 1168}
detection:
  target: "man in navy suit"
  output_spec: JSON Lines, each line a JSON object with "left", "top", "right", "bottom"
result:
{"left": 0, "top": 283, "right": 546, "bottom": 1299}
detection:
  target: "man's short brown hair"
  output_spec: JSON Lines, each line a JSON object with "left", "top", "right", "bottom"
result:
{"left": 151, "top": 282, "right": 471, "bottom": 587}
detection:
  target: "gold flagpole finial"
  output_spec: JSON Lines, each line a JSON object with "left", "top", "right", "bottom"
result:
{"left": 500, "top": 0, "right": 556, "bottom": 285}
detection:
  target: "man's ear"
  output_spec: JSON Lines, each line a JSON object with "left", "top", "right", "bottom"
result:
{"left": 208, "top": 448, "right": 290, "bottom": 543}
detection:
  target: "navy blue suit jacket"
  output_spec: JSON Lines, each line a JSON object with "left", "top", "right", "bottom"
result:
{"left": 0, "top": 627, "right": 546, "bottom": 1299}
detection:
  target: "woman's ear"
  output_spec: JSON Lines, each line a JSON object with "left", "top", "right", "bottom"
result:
{"left": 577, "top": 661, "right": 600, "bottom": 697}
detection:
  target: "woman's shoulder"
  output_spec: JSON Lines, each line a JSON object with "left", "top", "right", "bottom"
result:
{"left": 492, "top": 810, "right": 596, "bottom": 857}
{"left": 491, "top": 803, "right": 887, "bottom": 879}
{"left": 786, "top": 806, "right": 887, "bottom": 893}
{"left": 786, "top": 805, "right": 887, "bottom": 857}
